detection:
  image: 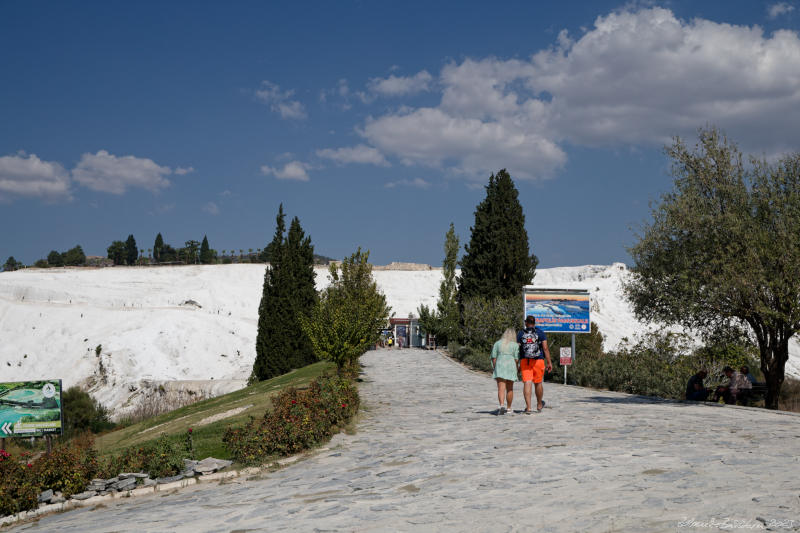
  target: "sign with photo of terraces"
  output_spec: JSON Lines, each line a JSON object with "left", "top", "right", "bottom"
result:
{"left": 0, "top": 380, "right": 63, "bottom": 437}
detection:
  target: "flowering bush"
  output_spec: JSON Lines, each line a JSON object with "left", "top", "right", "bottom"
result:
{"left": 223, "top": 375, "right": 359, "bottom": 464}
{"left": 31, "top": 436, "right": 99, "bottom": 498}
{"left": 98, "top": 434, "right": 184, "bottom": 479}
{"left": 0, "top": 451, "right": 39, "bottom": 516}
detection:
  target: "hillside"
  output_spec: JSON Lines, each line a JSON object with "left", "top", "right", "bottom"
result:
{"left": 1, "top": 263, "right": 798, "bottom": 417}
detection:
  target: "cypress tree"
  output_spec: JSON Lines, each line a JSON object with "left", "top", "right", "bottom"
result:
{"left": 253, "top": 205, "right": 289, "bottom": 381}
{"left": 153, "top": 233, "right": 164, "bottom": 263}
{"left": 458, "top": 169, "right": 538, "bottom": 301}
{"left": 200, "top": 235, "right": 212, "bottom": 264}
{"left": 125, "top": 234, "right": 138, "bottom": 266}
{"left": 252, "top": 206, "right": 319, "bottom": 381}
{"left": 281, "top": 216, "right": 318, "bottom": 369}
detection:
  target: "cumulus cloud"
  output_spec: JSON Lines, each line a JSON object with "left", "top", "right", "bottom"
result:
{"left": 260, "top": 160, "right": 312, "bottom": 181}
{"left": 527, "top": 7, "right": 800, "bottom": 151}
{"left": 202, "top": 201, "right": 220, "bottom": 215}
{"left": 0, "top": 152, "right": 72, "bottom": 202}
{"left": 385, "top": 178, "right": 431, "bottom": 189}
{"left": 768, "top": 2, "right": 795, "bottom": 18}
{"left": 368, "top": 70, "right": 433, "bottom": 97}
{"left": 362, "top": 108, "right": 565, "bottom": 180}
{"left": 316, "top": 144, "right": 389, "bottom": 166}
{"left": 72, "top": 150, "right": 172, "bottom": 194}
{"left": 255, "top": 81, "right": 308, "bottom": 120}
{"left": 355, "top": 6, "right": 800, "bottom": 181}
{"left": 174, "top": 166, "right": 194, "bottom": 175}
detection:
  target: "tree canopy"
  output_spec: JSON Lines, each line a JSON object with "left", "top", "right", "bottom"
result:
{"left": 418, "top": 223, "right": 460, "bottom": 346}
{"left": 301, "top": 248, "right": 390, "bottom": 373}
{"left": 458, "top": 169, "right": 537, "bottom": 301}
{"left": 625, "top": 126, "right": 800, "bottom": 409}
{"left": 252, "top": 206, "right": 318, "bottom": 381}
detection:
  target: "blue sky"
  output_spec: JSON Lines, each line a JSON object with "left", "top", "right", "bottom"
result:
{"left": 2, "top": 1, "right": 799, "bottom": 267}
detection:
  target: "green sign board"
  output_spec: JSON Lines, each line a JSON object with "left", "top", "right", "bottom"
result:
{"left": 0, "top": 380, "right": 63, "bottom": 437}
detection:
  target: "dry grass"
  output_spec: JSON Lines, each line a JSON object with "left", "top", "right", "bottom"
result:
{"left": 779, "top": 377, "right": 800, "bottom": 413}
{"left": 121, "top": 389, "right": 210, "bottom": 426}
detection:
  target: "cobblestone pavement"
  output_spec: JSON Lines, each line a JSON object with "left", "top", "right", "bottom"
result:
{"left": 11, "top": 348, "right": 800, "bottom": 532}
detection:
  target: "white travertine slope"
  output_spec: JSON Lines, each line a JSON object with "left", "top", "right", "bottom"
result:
{"left": 0, "top": 263, "right": 797, "bottom": 416}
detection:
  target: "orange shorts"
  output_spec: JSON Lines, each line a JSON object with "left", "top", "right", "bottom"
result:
{"left": 520, "top": 358, "right": 545, "bottom": 383}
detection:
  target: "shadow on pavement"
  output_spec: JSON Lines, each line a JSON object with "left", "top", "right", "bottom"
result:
{"left": 576, "top": 395, "right": 696, "bottom": 407}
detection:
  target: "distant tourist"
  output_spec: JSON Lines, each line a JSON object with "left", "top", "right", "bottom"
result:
{"left": 685, "top": 369, "right": 710, "bottom": 401}
{"left": 712, "top": 366, "right": 751, "bottom": 404}
{"left": 740, "top": 366, "right": 757, "bottom": 385}
{"left": 387, "top": 336, "right": 393, "bottom": 348}
{"left": 491, "top": 328, "right": 520, "bottom": 415}
{"left": 517, "top": 315, "right": 553, "bottom": 414}
{"left": 731, "top": 367, "right": 753, "bottom": 405}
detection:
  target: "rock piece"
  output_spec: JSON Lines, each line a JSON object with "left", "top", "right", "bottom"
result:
{"left": 71, "top": 491, "right": 97, "bottom": 501}
{"left": 119, "top": 472, "right": 149, "bottom": 479}
{"left": 113, "top": 477, "right": 137, "bottom": 491}
{"left": 194, "top": 457, "right": 233, "bottom": 474}
{"left": 38, "top": 489, "right": 53, "bottom": 503}
{"left": 156, "top": 474, "right": 185, "bottom": 484}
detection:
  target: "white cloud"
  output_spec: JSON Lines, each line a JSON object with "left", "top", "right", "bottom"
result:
{"left": 362, "top": 107, "right": 565, "bottom": 180}
{"left": 202, "top": 201, "right": 220, "bottom": 215}
{"left": 260, "top": 160, "right": 312, "bottom": 181}
{"left": 385, "top": 178, "right": 431, "bottom": 189}
{"left": 72, "top": 150, "right": 172, "bottom": 194}
{"left": 0, "top": 152, "right": 72, "bottom": 202}
{"left": 368, "top": 70, "right": 433, "bottom": 97}
{"left": 768, "top": 2, "right": 795, "bottom": 18}
{"left": 255, "top": 81, "right": 307, "bottom": 120}
{"left": 316, "top": 144, "right": 389, "bottom": 166}
{"left": 174, "top": 166, "right": 194, "bottom": 175}
{"left": 355, "top": 7, "right": 800, "bottom": 181}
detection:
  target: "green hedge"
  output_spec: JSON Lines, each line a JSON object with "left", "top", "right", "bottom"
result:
{"left": 223, "top": 374, "right": 359, "bottom": 464}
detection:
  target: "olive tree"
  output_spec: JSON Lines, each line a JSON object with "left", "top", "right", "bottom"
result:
{"left": 626, "top": 127, "right": 800, "bottom": 409}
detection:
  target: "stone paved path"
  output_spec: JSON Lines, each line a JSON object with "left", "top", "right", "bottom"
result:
{"left": 12, "top": 349, "right": 800, "bottom": 532}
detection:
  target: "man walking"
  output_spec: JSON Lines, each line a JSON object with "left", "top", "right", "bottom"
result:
{"left": 518, "top": 315, "right": 553, "bottom": 414}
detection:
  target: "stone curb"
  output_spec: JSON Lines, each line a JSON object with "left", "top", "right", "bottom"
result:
{"left": 0, "top": 447, "right": 328, "bottom": 529}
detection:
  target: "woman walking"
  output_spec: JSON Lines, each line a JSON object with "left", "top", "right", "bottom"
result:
{"left": 491, "top": 328, "right": 520, "bottom": 415}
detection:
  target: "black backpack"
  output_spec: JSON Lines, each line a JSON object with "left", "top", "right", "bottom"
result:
{"left": 519, "top": 327, "right": 543, "bottom": 359}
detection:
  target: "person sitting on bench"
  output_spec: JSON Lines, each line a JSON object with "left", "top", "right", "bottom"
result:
{"left": 686, "top": 369, "right": 710, "bottom": 401}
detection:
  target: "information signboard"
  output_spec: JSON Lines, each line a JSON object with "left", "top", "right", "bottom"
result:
{"left": 0, "top": 380, "right": 63, "bottom": 438}
{"left": 560, "top": 347, "right": 573, "bottom": 366}
{"left": 522, "top": 287, "right": 591, "bottom": 334}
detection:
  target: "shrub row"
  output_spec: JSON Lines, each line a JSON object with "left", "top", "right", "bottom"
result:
{"left": 223, "top": 374, "right": 359, "bottom": 464}
{"left": 0, "top": 434, "right": 186, "bottom": 517}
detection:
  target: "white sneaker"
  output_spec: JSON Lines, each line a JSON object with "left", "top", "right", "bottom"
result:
{"left": 505, "top": 407, "right": 514, "bottom": 415}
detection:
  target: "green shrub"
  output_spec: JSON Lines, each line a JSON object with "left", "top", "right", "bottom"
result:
{"left": 0, "top": 450, "right": 39, "bottom": 517}
{"left": 223, "top": 375, "right": 359, "bottom": 464}
{"left": 545, "top": 330, "right": 760, "bottom": 400}
{"left": 61, "top": 386, "right": 115, "bottom": 438}
{"left": 31, "top": 437, "right": 98, "bottom": 498}
{"left": 460, "top": 296, "right": 520, "bottom": 352}
{"left": 447, "top": 343, "right": 493, "bottom": 373}
{"left": 98, "top": 434, "right": 184, "bottom": 479}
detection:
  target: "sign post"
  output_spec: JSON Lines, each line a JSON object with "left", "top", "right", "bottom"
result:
{"left": 0, "top": 380, "right": 63, "bottom": 443}
{"left": 560, "top": 346, "right": 573, "bottom": 384}
{"left": 523, "top": 287, "right": 590, "bottom": 385}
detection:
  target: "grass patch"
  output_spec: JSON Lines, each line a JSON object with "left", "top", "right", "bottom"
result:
{"left": 93, "top": 361, "right": 334, "bottom": 460}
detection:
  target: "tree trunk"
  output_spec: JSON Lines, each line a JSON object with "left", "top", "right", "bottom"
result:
{"left": 759, "top": 327, "right": 789, "bottom": 410}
